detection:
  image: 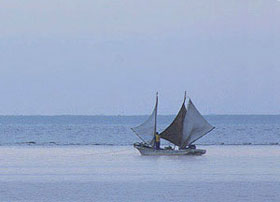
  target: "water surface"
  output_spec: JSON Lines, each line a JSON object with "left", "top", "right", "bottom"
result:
{"left": 0, "top": 115, "right": 279, "bottom": 146}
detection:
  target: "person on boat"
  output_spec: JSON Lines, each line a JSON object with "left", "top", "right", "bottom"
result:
{"left": 155, "top": 132, "right": 160, "bottom": 150}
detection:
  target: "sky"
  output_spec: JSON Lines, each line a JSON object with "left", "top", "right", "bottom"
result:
{"left": 0, "top": 0, "right": 280, "bottom": 115}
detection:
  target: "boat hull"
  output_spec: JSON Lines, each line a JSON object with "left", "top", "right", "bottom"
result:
{"left": 134, "top": 145, "right": 206, "bottom": 156}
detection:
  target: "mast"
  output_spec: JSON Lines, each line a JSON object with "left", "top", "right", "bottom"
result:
{"left": 154, "top": 92, "right": 158, "bottom": 137}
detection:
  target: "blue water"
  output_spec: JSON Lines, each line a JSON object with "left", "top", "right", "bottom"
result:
{"left": 0, "top": 115, "right": 279, "bottom": 146}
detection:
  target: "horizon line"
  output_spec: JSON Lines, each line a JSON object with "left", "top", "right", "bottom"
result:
{"left": 0, "top": 114, "right": 280, "bottom": 117}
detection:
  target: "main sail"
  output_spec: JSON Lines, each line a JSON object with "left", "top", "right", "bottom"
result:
{"left": 158, "top": 103, "right": 186, "bottom": 147}
{"left": 131, "top": 94, "right": 158, "bottom": 145}
{"left": 160, "top": 98, "right": 214, "bottom": 148}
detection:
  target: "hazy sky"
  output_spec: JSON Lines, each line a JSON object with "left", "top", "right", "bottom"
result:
{"left": 0, "top": 0, "right": 280, "bottom": 115}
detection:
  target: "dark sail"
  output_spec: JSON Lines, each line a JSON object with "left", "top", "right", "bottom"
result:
{"left": 160, "top": 99, "right": 214, "bottom": 148}
{"left": 159, "top": 103, "right": 187, "bottom": 147}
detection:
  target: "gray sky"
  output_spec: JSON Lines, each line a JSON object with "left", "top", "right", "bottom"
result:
{"left": 0, "top": 0, "right": 280, "bottom": 115}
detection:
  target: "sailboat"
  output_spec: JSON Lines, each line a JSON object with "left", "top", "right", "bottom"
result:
{"left": 131, "top": 92, "right": 215, "bottom": 155}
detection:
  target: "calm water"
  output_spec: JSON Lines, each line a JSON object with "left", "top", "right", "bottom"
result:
{"left": 1, "top": 116, "right": 279, "bottom": 202}
{"left": 0, "top": 115, "right": 279, "bottom": 146}
{"left": 1, "top": 145, "right": 280, "bottom": 202}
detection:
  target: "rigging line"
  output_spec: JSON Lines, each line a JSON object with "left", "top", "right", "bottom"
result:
{"left": 131, "top": 128, "right": 148, "bottom": 144}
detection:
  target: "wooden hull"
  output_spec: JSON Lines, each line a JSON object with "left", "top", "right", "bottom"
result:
{"left": 134, "top": 145, "right": 206, "bottom": 156}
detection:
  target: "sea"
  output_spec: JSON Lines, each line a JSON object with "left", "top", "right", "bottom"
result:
{"left": 1, "top": 115, "right": 280, "bottom": 202}
{"left": 0, "top": 115, "right": 279, "bottom": 146}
